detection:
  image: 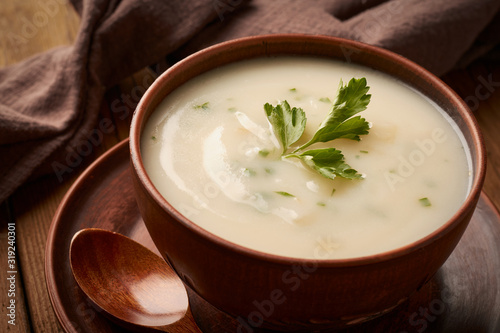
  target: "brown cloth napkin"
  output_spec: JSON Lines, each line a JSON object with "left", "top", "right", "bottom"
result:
{"left": 1, "top": 0, "right": 499, "bottom": 204}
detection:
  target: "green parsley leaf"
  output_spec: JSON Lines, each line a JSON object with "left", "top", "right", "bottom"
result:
{"left": 287, "top": 148, "right": 363, "bottom": 180}
{"left": 275, "top": 191, "right": 295, "bottom": 197}
{"left": 296, "top": 78, "right": 371, "bottom": 151}
{"left": 264, "top": 101, "right": 306, "bottom": 155}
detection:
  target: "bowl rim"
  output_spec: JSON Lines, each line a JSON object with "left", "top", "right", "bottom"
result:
{"left": 130, "top": 33, "right": 486, "bottom": 267}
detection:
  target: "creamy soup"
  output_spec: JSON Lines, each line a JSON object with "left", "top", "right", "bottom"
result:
{"left": 141, "top": 57, "right": 471, "bottom": 259}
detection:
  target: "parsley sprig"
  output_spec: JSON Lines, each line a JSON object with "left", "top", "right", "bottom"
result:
{"left": 264, "top": 78, "right": 371, "bottom": 181}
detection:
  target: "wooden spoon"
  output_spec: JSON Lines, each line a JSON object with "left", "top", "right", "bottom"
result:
{"left": 69, "top": 228, "right": 201, "bottom": 332}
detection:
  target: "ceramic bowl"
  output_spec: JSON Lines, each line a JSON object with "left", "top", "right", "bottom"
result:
{"left": 129, "top": 34, "right": 486, "bottom": 332}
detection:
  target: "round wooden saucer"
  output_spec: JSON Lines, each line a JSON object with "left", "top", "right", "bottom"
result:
{"left": 45, "top": 139, "right": 500, "bottom": 332}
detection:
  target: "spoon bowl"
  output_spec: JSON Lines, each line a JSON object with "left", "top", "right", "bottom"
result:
{"left": 69, "top": 228, "right": 200, "bottom": 332}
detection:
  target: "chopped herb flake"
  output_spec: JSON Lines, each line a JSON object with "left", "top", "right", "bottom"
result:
{"left": 228, "top": 107, "right": 237, "bottom": 112}
{"left": 275, "top": 191, "right": 295, "bottom": 197}
{"left": 317, "top": 202, "right": 326, "bottom": 207}
{"left": 259, "top": 149, "right": 270, "bottom": 157}
{"left": 319, "top": 97, "right": 331, "bottom": 103}
{"left": 360, "top": 150, "right": 368, "bottom": 154}
{"left": 194, "top": 102, "right": 210, "bottom": 110}
{"left": 419, "top": 197, "right": 432, "bottom": 207}
{"left": 289, "top": 88, "right": 297, "bottom": 92}
{"left": 243, "top": 168, "right": 257, "bottom": 177}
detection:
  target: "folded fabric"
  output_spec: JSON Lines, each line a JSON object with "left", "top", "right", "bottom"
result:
{"left": 1, "top": 0, "right": 499, "bottom": 204}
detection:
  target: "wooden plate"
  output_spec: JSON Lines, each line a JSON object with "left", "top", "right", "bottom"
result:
{"left": 45, "top": 139, "right": 500, "bottom": 333}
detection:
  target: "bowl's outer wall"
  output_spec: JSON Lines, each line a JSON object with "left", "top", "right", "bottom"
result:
{"left": 130, "top": 35, "right": 485, "bottom": 329}
{"left": 132, "top": 170, "right": 478, "bottom": 328}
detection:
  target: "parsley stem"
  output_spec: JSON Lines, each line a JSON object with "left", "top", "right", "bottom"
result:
{"left": 291, "top": 140, "right": 313, "bottom": 154}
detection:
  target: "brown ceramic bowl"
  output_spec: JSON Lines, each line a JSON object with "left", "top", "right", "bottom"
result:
{"left": 129, "top": 34, "right": 486, "bottom": 332}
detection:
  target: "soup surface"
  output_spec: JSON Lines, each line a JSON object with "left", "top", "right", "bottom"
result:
{"left": 141, "top": 57, "right": 471, "bottom": 259}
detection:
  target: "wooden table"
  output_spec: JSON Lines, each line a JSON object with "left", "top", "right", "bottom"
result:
{"left": 1, "top": 1, "right": 499, "bottom": 332}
